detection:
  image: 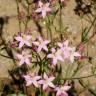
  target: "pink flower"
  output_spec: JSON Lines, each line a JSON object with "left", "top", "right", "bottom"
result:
{"left": 23, "top": 73, "right": 41, "bottom": 87}
{"left": 69, "top": 47, "right": 81, "bottom": 63}
{"left": 15, "top": 33, "right": 32, "bottom": 48}
{"left": 32, "top": 36, "right": 50, "bottom": 52}
{"left": 58, "top": 40, "right": 69, "bottom": 51}
{"left": 16, "top": 50, "right": 32, "bottom": 66}
{"left": 38, "top": 73, "right": 55, "bottom": 90}
{"left": 55, "top": 85, "right": 71, "bottom": 96}
{"left": 47, "top": 48, "right": 64, "bottom": 65}
{"left": 58, "top": 40, "right": 81, "bottom": 63}
{"left": 35, "top": 1, "right": 52, "bottom": 18}
{"left": 58, "top": 40, "right": 71, "bottom": 59}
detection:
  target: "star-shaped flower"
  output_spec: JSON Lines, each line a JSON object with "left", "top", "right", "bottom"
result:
{"left": 16, "top": 50, "right": 32, "bottom": 66}
{"left": 55, "top": 85, "right": 71, "bottom": 96}
{"left": 47, "top": 48, "right": 64, "bottom": 65}
{"left": 58, "top": 40, "right": 69, "bottom": 51}
{"left": 38, "top": 73, "right": 55, "bottom": 90}
{"left": 35, "top": 1, "right": 52, "bottom": 18}
{"left": 32, "top": 36, "right": 50, "bottom": 52}
{"left": 69, "top": 47, "right": 81, "bottom": 63}
{"left": 24, "top": 73, "right": 41, "bottom": 87}
{"left": 58, "top": 40, "right": 71, "bottom": 59}
{"left": 15, "top": 33, "right": 32, "bottom": 48}
{"left": 58, "top": 40, "right": 81, "bottom": 62}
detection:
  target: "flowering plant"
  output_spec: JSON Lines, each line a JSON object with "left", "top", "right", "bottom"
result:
{"left": 0, "top": 0, "right": 96, "bottom": 96}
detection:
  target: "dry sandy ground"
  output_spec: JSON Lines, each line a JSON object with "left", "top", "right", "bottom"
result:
{"left": 0, "top": 0, "right": 96, "bottom": 95}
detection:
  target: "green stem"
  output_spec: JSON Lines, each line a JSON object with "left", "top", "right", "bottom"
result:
{"left": 59, "top": 4, "right": 63, "bottom": 40}
{"left": 46, "top": 17, "right": 52, "bottom": 41}
{"left": 79, "top": 80, "right": 96, "bottom": 95}
{"left": 0, "top": 53, "right": 15, "bottom": 59}
{"left": 83, "top": 17, "right": 96, "bottom": 41}
{"left": 63, "top": 73, "right": 96, "bottom": 80}
{"left": 65, "top": 63, "right": 72, "bottom": 79}
{"left": 25, "top": 0, "right": 30, "bottom": 30}
{"left": 16, "top": 0, "right": 21, "bottom": 32}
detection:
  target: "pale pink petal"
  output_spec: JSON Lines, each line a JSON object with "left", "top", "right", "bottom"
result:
{"left": 70, "top": 55, "right": 74, "bottom": 63}
{"left": 57, "top": 42, "right": 63, "bottom": 47}
{"left": 27, "top": 35, "right": 32, "bottom": 40}
{"left": 61, "top": 0, "right": 65, "bottom": 2}
{"left": 19, "top": 41, "right": 25, "bottom": 48}
{"left": 42, "top": 10, "right": 46, "bottom": 18}
{"left": 44, "top": 73, "right": 48, "bottom": 79}
{"left": 19, "top": 59, "right": 25, "bottom": 65}
{"left": 38, "top": 1, "right": 43, "bottom": 7}
{"left": 16, "top": 54, "right": 22, "bottom": 59}
{"left": 37, "top": 46, "right": 42, "bottom": 52}
{"left": 63, "top": 50, "right": 70, "bottom": 58}
{"left": 74, "top": 52, "right": 81, "bottom": 57}
{"left": 43, "top": 84, "right": 48, "bottom": 90}
{"left": 38, "top": 80, "right": 44, "bottom": 84}
{"left": 62, "top": 92, "right": 68, "bottom": 96}
{"left": 25, "top": 58, "right": 30, "bottom": 65}
{"left": 15, "top": 36, "right": 22, "bottom": 41}
{"left": 44, "top": 40, "right": 50, "bottom": 44}
{"left": 56, "top": 90, "right": 61, "bottom": 96}
{"left": 70, "top": 47, "right": 75, "bottom": 51}
{"left": 55, "top": 87, "right": 59, "bottom": 91}
{"left": 64, "top": 40, "right": 69, "bottom": 47}
{"left": 57, "top": 55, "right": 64, "bottom": 61}
{"left": 32, "top": 80, "right": 39, "bottom": 87}
{"left": 38, "top": 36, "right": 43, "bottom": 41}
{"left": 46, "top": 7, "right": 51, "bottom": 12}
{"left": 63, "top": 86, "right": 71, "bottom": 91}
{"left": 48, "top": 82, "right": 55, "bottom": 88}
{"left": 25, "top": 41, "right": 31, "bottom": 46}
{"left": 53, "top": 58, "right": 57, "bottom": 65}
{"left": 52, "top": 48, "right": 56, "bottom": 53}
{"left": 26, "top": 80, "right": 32, "bottom": 86}
{"left": 32, "top": 41, "right": 39, "bottom": 46}
{"left": 24, "top": 75, "right": 31, "bottom": 80}
{"left": 35, "top": 76, "right": 41, "bottom": 80}
{"left": 49, "top": 77, "right": 55, "bottom": 81}
{"left": 28, "top": 54, "right": 32, "bottom": 58}
{"left": 35, "top": 8, "right": 42, "bottom": 13}
{"left": 43, "top": 45, "right": 48, "bottom": 51}
{"left": 47, "top": 54, "right": 53, "bottom": 58}
{"left": 46, "top": 3, "right": 50, "bottom": 7}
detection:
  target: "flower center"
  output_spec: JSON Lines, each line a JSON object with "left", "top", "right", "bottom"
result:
{"left": 61, "top": 87, "right": 64, "bottom": 92}
{"left": 23, "top": 35, "right": 27, "bottom": 40}
{"left": 45, "top": 80, "right": 48, "bottom": 84}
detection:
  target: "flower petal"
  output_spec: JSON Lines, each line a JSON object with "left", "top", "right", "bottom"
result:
{"left": 43, "top": 84, "right": 48, "bottom": 90}
{"left": 48, "top": 82, "right": 55, "bottom": 88}
{"left": 63, "top": 86, "right": 71, "bottom": 91}
{"left": 53, "top": 58, "right": 57, "bottom": 65}
{"left": 35, "top": 8, "right": 42, "bottom": 13}
{"left": 47, "top": 54, "right": 53, "bottom": 58}
{"left": 15, "top": 36, "right": 22, "bottom": 41}
{"left": 43, "top": 45, "right": 48, "bottom": 51}
{"left": 19, "top": 41, "right": 25, "bottom": 48}
{"left": 37, "top": 46, "right": 42, "bottom": 52}
{"left": 44, "top": 73, "right": 48, "bottom": 79}
{"left": 32, "top": 80, "right": 39, "bottom": 87}
{"left": 42, "top": 10, "right": 46, "bottom": 18}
